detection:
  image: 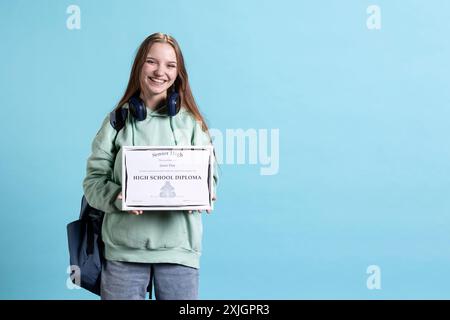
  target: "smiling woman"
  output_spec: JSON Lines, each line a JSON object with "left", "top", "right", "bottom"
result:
{"left": 139, "top": 42, "right": 178, "bottom": 109}
{"left": 82, "top": 32, "right": 219, "bottom": 300}
{"left": 114, "top": 33, "right": 210, "bottom": 131}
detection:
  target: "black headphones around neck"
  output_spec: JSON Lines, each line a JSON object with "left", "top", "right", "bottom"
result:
{"left": 110, "top": 88, "right": 180, "bottom": 131}
{"left": 129, "top": 89, "right": 179, "bottom": 121}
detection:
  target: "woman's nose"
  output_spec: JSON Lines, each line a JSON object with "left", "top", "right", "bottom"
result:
{"left": 154, "top": 66, "right": 164, "bottom": 76}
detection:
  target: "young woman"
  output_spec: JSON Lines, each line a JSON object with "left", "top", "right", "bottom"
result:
{"left": 83, "top": 33, "right": 218, "bottom": 300}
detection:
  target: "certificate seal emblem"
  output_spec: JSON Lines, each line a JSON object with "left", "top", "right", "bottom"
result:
{"left": 159, "top": 181, "right": 176, "bottom": 198}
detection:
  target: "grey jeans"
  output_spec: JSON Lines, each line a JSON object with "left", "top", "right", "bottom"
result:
{"left": 100, "top": 260, "right": 199, "bottom": 300}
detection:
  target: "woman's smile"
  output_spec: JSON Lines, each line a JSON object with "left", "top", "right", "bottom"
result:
{"left": 148, "top": 76, "right": 167, "bottom": 86}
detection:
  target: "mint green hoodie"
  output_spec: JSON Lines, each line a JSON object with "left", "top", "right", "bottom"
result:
{"left": 83, "top": 103, "right": 218, "bottom": 269}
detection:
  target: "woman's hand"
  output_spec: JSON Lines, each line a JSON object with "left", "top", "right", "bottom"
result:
{"left": 117, "top": 192, "right": 143, "bottom": 215}
{"left": 188, "top": 194, "right": 217, "bottom": 214}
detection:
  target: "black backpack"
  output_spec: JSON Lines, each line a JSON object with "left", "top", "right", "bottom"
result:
{"left": 66, "top": 107, "right": 153, "bottom": 296}
{"left": 66, "top": 196, "right": 104, "bottom": 295}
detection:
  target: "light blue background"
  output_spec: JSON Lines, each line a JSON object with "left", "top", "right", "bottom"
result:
{"left": 1, "top": 0, "right": 449, "bottom": 299}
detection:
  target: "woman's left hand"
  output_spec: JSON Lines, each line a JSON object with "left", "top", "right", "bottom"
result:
{"left": 188, "top": 194, "right": 216, "bottom": 214}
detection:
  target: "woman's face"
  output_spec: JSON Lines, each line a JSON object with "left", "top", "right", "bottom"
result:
{"left": 139, "top": 42, "right": 178, "bottom": 99}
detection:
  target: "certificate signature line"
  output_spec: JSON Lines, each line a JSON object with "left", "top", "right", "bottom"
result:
{"left": 140, "top": 170, "right": 197, "bottom": 172}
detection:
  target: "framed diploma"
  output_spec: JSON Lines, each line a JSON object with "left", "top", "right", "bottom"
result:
{"left": 121, "top": 146, "right": 214, "bottom": 211}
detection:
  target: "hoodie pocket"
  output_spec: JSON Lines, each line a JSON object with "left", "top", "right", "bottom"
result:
{"left": 105, "top": 211, "right": 187, "bottom": 250}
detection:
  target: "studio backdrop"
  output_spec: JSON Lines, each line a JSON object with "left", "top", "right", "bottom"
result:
{"left": 1, "top": 0, "right": 450, "bottom": 299}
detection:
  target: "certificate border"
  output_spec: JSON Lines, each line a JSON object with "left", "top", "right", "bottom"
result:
{"left": 121, "top": 146, "right": 214, "bottom": 211}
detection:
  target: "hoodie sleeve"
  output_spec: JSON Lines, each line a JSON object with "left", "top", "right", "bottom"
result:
{"left": 191, "top": 119, "right": 219, "bottom": 198}
{"left": 83, "top": 115, "right": 122, "bottom": 213}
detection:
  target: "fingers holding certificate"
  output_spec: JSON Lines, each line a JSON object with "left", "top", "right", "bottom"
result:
{"left": 122, "top": 146, "right": 215, "bottom": 211}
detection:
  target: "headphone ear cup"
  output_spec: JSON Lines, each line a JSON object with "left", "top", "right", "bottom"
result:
{"left": 129, "top": 95, "right": 147, "bottom": 121}
{"left": 167, "top": 91, "right": 179, "bottom": 117}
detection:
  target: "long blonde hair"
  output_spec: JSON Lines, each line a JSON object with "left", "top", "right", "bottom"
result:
{"left": 115, "top": 32, "right": 210, "bottom": 134}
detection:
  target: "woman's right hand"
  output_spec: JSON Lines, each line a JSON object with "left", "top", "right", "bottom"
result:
{"left": 117, "top": 192, "right": 143, "bottom": 215}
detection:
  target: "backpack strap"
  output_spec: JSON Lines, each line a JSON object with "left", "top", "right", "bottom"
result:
{"left": 109, "top": 106, "right": 129, "bottom": 132}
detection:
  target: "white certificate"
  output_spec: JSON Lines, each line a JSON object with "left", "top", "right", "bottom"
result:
{"left": 122, "top": 146, "right": 214, "bottom": 211}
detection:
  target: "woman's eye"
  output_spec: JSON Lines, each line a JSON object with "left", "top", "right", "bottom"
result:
{"left": 168, "top": 65, "right": 176, "bottom": 68}
{"left": 146, "top": 60, "right": 155, "bottom": 64}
